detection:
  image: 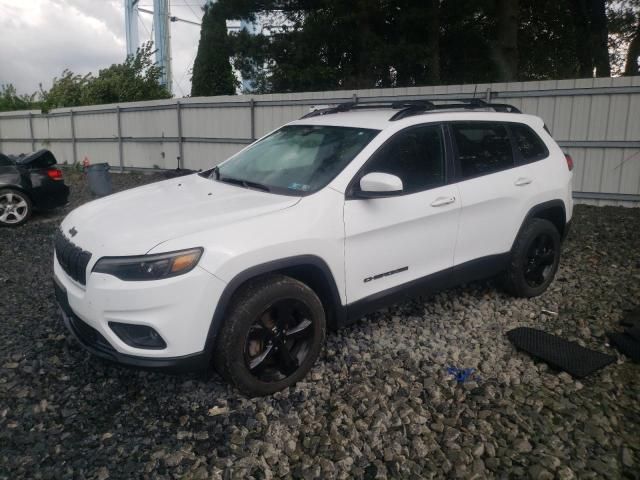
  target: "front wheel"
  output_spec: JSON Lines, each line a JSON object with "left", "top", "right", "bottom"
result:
{"left": 214, "top": 274, "right": 326, "bottom": 396}
{"left": 504, "top": 218, "right": 561, "bottom": 298}
{"left": 0, "top": 189, "right": 32, "bottom": 227}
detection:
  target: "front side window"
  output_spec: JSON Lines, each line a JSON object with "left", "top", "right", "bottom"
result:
{"left": 452, "top": 122, "right": 514, "bottom": 180}
{"left": 359, "top": 124, "right": 445, "bottom": 194}
{"left": 215, "top": 125, "right": 379, "bottom": 195}
{"left": 510, "top": 123, "right": 549, "bottom": 163}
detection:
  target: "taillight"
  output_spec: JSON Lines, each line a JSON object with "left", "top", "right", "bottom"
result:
{"left": 47, "top": 168, "right": 63, "bottom": 181}
{"left": 564, "top": 153, "right": 574, "bottom": 171}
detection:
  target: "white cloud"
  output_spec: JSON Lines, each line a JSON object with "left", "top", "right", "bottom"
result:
{"left": 0, "top": 0, "right": 206, "bottom": 98}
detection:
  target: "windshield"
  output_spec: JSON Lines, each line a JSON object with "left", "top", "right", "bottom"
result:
{"left": 214, "top": 125, "right": 379, "bottom": 195}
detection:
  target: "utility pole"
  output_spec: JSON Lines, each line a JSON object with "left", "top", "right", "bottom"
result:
{"left": 124, "top": 0, "right": 139, "bottom": 58}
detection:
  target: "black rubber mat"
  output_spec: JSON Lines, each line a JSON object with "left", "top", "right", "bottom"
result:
{"left": 506, "top": 327, "right": 615, "bottom": 378}
{"left": 608, "top": 332, "right": 640, "bottom": 363}
{"left": 620, "top": 307, "right": 640, "bottom": 328}
{"left": 627, "top": 326, "right": 640, "bottom": 342}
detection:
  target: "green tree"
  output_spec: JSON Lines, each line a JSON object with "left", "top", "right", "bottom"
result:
{"left": 570, "top": 0, "right": 611, "bottom": 77}
{"left": 493, "top": 0, "right": 519, "bottom": 81}
{"left": 228, "top": 0, "right": 446, "bottom": 92}
{"left": 220, "top": 0, "right": 638, "bottom": 93}
{"left": 191, "top": 2, "right": 237, "bottom": 96}
{"left": 39, "top": 70, "right": 92, "bottom": 111}
{"left": 625, "top": 17, "right": 640, "bottom": 74}
{"left": 608, "top": 0, "right": 640, "bottom": 75}
{"left": 1, "top": 43, "right": 169, "bottom": 113}
{"left": 83, "top": 42, "right": 171, "bottom": 105}
{"left": 40, "top": 43, "right": 170, "bottom": 111}
{"left": 516, "top": 0, "right": 582, "bottom": 80}
{"left": 0, "top": 84, "right": 37, "bottom": 112}
{"left": 230, "top": 28, "right": 272, "bottom": 93}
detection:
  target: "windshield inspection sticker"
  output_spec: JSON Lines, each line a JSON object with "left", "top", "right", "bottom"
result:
{"left": 288, "top": 183, "right": 310, "bottom": 191}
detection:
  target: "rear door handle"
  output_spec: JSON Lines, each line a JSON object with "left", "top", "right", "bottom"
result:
{"left": 430, "top": 196, "right": 456, "bottom": 207}
{"left": 515, "top": 177, "right": 533, "bottom": 186}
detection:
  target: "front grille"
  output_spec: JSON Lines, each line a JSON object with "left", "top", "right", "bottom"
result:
{"left": 54, "top": 230, "right": 92, "bottom": 285}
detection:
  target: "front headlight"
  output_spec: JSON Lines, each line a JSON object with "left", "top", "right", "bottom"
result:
{"left": 93, "top": 248, "right": 203, "bottom": 281}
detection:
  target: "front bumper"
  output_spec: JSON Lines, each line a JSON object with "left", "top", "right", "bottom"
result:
{"left": 56, "top": 278, "right": 208, "bottom": 370}
{"left": 53, "top": 253, "right": 226, "bottom": 369}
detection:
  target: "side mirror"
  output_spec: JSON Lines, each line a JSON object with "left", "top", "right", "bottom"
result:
{"left": 354, "top": 172, "right": 403, "bottom": 198}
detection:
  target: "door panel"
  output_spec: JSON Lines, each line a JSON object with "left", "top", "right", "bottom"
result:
{"left": 454, "top": 166, "right": 532, "bottom": 265}
{"left": 344, "top": 185, "right": 460, "bottom": 303}
{"left": 450, "top": 121, "right": 533, "bottom": 265}
{"left": 343, "top": 123, "right": 460, "bottom": 304}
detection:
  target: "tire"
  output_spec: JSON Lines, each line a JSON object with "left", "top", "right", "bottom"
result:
{"left": 0, "top": 188, "right": 32, "bottom": 227}
{"left": 504, "top": 218, "right": 561, "bottom": 298}
{"left": 213, "top": 274, "right": 326, "bottom": 396}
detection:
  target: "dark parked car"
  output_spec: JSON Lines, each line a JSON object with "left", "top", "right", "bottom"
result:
{"left": 0, "top": 149, "right": 69, "bottom": 226}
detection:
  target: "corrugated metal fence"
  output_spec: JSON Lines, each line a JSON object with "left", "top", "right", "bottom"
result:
{"left": 1, "top": 76, "right": 639, "bottom": 206}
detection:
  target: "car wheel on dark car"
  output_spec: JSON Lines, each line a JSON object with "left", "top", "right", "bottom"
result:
{"left": 214, "top": 274, "right": 326, "bottom": 396}
{"left": 0, "top": 188, "right": 32, "bottom": 227}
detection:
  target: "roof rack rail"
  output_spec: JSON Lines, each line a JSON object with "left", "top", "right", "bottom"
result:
{"left": 300, "top": 97, "right": 521, "bottom": 121}
{"left": 426, "top": 98, "right": 522, "bottom": 114}
{"left": 484, "top": 102, "right": 521, "bottom": 113}
{"left": 300, "top": 99, "right": 435, "bottom": 119}
{"left": 393, "top": 98, "right": 522, "bottom": 119}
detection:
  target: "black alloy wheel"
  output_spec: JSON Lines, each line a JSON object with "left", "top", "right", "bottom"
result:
{"left": 214, "top": 274, "right": 326, "bottom": 396}
{"left": 244, "top": 298, "right": 315, "bottom": 382}
{"left": 523, "top": 233, "right": 556, "bottom": 287}
{"left": 504, "top": 218, "right": 561, "bottom": 298}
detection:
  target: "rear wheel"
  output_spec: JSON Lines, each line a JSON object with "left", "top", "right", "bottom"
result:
{"left": 504, "top": 218, "right": 561, "bottom": 298}
{"left": 0, "top": 189, "right": 32, "bottom": 227}
{"left": 214, "top": 274, "right": 326, "bottom": 396}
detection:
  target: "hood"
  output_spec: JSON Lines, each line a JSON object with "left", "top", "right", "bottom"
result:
{"left": 61, "top": 173, "right": 300, "bottom": 256}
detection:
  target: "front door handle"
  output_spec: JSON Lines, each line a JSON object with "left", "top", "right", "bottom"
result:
{"left": 515, "top": 177, "right": 533, "bottom": 186}
{"left": 430, "top": 196, "right": 456, "bottom": 207}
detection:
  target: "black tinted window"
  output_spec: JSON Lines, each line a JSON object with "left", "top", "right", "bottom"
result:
{"left": 362, "top": 125, "right": 445, "bottom": 194}
{"left": 452, "top": 122, "right": 514, "bottom": 179}
{"left": 511, "top": 123, "right": 548, "bottom": 162}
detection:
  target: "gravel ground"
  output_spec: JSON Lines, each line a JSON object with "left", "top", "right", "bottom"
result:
{"left": 1, "top": 170, "right": 639, "bottom": 479}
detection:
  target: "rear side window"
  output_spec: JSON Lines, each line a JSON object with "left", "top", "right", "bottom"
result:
{"left": 0, "top": 154, "right": 12, "bottom": 167}
{"left": 451, "top": 122, "right": 514, "bottom": 180}
{"left": 510, "top": 123, "right": 549, "bottom": 163}
{"left": 361, "top": 124, "right": 445, "bottom": 194}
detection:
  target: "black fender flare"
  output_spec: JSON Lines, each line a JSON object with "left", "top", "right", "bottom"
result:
{"left": 201, "top": 255, "right": 344, "bottom": 362}
{"left": 0, "top": 181, "right": 33, "bottom": 202}
{"left": 510, "top": 199, "right": 567, "bottom": 251}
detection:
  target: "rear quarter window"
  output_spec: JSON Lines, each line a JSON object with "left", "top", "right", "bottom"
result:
{"left": 451, "top": 122, "right": 514, "bottom": 180}
{"left": 510, "top": 123, "right": 549, "bottom": 163}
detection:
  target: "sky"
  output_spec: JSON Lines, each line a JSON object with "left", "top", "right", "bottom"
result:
{"left": 0, "top": 0, "right": 207, "bottom": 97}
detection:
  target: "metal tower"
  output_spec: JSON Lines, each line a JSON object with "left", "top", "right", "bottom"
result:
{"left": 124, "top": 0, "right": 172, "bottom": 93}
{"left": 153, "top": 0, "right": 171, "bottom": 93}
{"left": 124, "top": 0, "right": 139, "bottom": 58}
{"left": 124, "top": 1, "right": 204, "bottom": 95}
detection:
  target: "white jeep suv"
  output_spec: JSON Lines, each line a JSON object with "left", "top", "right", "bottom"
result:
{"left": 53, "top": 99, "right": 573, "bottom": 396}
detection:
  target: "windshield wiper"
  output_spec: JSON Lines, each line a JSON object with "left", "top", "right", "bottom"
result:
{"left": 217, "top": 175, "right": 271, "bottom": 192}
